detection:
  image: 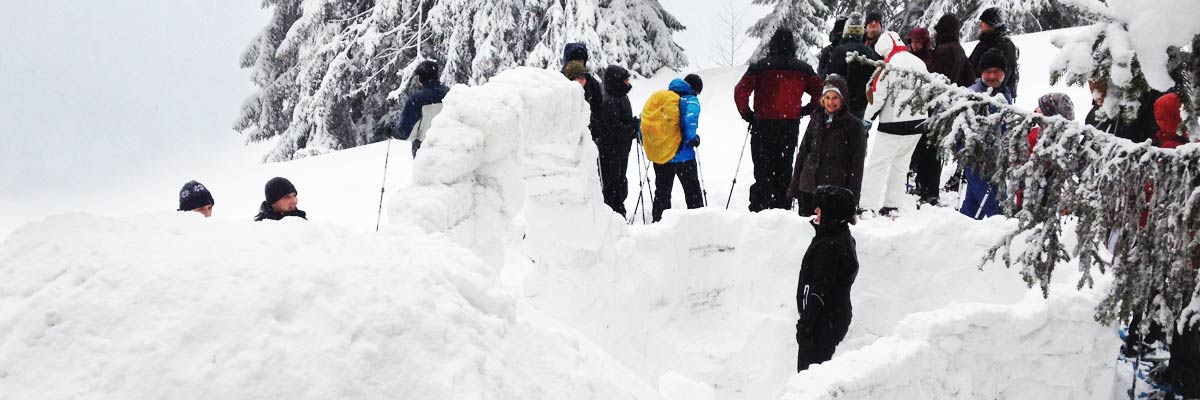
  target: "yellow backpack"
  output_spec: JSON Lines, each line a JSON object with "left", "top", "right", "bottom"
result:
{"left": 640, "top": 90, "right": 682, "bottom": 164}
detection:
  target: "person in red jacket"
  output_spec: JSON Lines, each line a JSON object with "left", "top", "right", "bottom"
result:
{"left": 734, "top": 28, "right": 824, "bottom": 212}
{"left": 1155, "top": 92, "right": 1188, "bottom": 149}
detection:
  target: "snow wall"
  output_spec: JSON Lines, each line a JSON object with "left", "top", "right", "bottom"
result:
{"left": 386, "top": 67, "right": 1120, "bottom": 399}
{"left": 390, "top": 67, "right": 626, "bottom": 269}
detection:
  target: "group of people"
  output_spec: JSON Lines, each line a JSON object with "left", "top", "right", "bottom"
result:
{"left": 176, "top": 177, "right": 307, "bottom": 222}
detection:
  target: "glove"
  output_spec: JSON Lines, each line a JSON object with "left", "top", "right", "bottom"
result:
{"left": 688, "top": 136, "right": 700, "bottom": 148}
{"left": 741, "top": 110, "right": 756, "bottom": 124}
{"left": 862, "top": 119, "right": 874, "bottom": 131}
{"left": 373, "top": 122, "right": 393, "bottom": 140}
{"left": 799, "top": 103, "right": 816, "bottom": 117}
{"left": 795, "top": 319, "right": 816, "bottom": 352}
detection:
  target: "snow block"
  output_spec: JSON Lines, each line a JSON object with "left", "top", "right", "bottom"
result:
{"left": 390, "top": 67, "right": 624, "bottom": 268}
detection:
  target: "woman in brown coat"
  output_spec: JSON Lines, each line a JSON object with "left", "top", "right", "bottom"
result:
{"left": 929, "top": 14, "right": 975, "bottom": 87}
{"left": 788, "top": 74, "right": 869, "bottom": 216}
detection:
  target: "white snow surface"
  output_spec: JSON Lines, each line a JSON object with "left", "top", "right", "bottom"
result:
{"left": 2, "top": 21, "right": 1125, "bottom": 400}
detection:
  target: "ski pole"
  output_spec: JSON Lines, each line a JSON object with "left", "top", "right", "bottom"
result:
{"left": 695, "top": 149, "right": 708, "bottom": 207}
{"left": 725, "top": 123, "right": 753, "bottom": 209}
{"left": 630, "top": 147, "right": 646, "bottom": 225}
{"left": 375, "top": 138, "right": 393, "bottom": 232}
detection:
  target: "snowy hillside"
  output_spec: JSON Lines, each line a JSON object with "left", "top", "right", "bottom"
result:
{"left": 1, "top": 25, "right": 1127, "bottom": 399}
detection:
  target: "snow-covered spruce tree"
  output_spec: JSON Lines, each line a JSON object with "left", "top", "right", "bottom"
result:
{"left": 238, "top": 0, "right": 687, "bottom": 162}
{"left": 1051, "top": 0, "right": 1200, "bottom": 149}
{"left": 847, "top": 46, "right": 1199, "bottom": 334}
{"left": 747, "top": 0, "right": 829, "bottom": 64}
{"left": 827, "top": 0, "right": 1085, "bottom": 39}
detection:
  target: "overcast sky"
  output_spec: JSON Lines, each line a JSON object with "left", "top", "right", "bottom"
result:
{"left": 660, "top": 0, "right": 773, "bottom": 70}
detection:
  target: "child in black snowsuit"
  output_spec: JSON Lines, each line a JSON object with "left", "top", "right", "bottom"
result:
{"left": 796, "top": 185, "right": 860, "bottom": 372}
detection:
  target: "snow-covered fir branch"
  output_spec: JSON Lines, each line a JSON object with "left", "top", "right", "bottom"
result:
{"left": 848, "top": 52, "right": 1199, "bottom": 333}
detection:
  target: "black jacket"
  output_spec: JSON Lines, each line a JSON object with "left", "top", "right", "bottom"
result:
{"left": 584, "top": 73, "right": 603, "bottom": 130}
{"left": 789, "top": 92, "right": 869, "bottom": 202}
{"left": 817, "top": 42, "right": 839, "bottom": 78}
{"left": 254, "top": 201, "right": 308, "bottom": 221}
{"left": 393, "top": 81, "right": 450, "bottom": 140}
{"left": 1166, "top": 323, "right": 1200, "bottom": 397}
{"left": 827, "top": 36, "right": 882, "bottom": 118}
{"left": 1085, "top": 90, "right": 1161, "bottom": 144}
{"left": 796, "top": 221, "right": 859, "bottom": 326}
{"left": 593, "top": 65, "right": 637, "bottom": 145}
{"left": 968, "top": 29, "right": 1020, "bottom": 98}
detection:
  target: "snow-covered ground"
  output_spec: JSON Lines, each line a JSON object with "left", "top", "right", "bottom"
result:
{"left": 2, "top": 8, "right": 1122, "bottom": 399}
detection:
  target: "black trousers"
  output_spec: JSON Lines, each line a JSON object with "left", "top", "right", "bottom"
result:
{"left": 652, "top": 160, "right": 704, "bottom": 222}
{"left": 910, "top": 131, "right": 942, "bottom": 202}
{"left": 797, "top": 314, "right": 851, "bottom": 372}
{"left": 749, "top": 119, "right": 801, "bottom": 212}
{"left": 598, "top": 140, "right": 633, "bottom": 216}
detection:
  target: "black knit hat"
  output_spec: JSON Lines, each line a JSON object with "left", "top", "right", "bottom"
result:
{"left": 980, "top": 7, "right": 1004, "bottom": 29}
{"left": 264, "top": 177, "right": 297, "bottom": 206}
{"left": 979, "top": 48, "right": 1007, "bottom": 73}
{"left": 178, "top": 180, "right": 214, "bottom": 211}
{"left": 684, "top": 74, "right": 704, "bottom": 95}
{"left": 414, "top": 60, "right": 440, "bottom": 84}
{"left": 814, "top": 185, "right": 856, "bottom": 224}
{"left": 865, "top": 11, "right": 884, "bottom": 27}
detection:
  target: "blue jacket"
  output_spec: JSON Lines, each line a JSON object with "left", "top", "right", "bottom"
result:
{"left": 969, "top": 79, "right": 1013, "bottom": 110}
{"left": 668, "top": 78, "right": 701, "bottom": 163}
{"left": 394, "top": 81, "right": 450, "bottom": 140}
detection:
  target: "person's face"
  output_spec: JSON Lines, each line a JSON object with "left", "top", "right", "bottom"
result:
{"left": 867, "top": 22, "right": 883, "bottom": 38}
{"left": 911, "top": 40, "right": 926, "bottom": 52}
{"left": 192, "top": 204, "right": 213, "bottom": 218}
{"left": 979, "top": 21, "right": 994, "bottom": 34}
{"left": 815, "top": 207, "right": 823, "bottom": 224}
{"left": 822, "top": 92, "right": 843, "bottom": 114}
{"left": 981, "top": 67, "right": 1006, "bottom": 89}
{"left": 574, "top": 77, "right": 587, "bottom": 86}
{"left": 271, "top": 193, "right": 298, "bottom": 213}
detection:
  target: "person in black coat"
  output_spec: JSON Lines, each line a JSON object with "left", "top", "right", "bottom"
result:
{"left": 827, "top": 12, "right": 882, "bottom": 119}
{"left": 562, "top": 43, "right": 603, "bottom": 131}
{"left": 392, "top": 60, "right": 450, "bottom": 157}
{"left": 817, "top": 16, "right": 848, "bottom": 78}
{"left": 795, "top": 184, "right": 860, "bottom": 372}
{"left": 967, "top": 8, "right": 1020, "bottom": 99}
{"left": 255, "top": 177, "right": 307, "bottom": 221}
{"left": 593, "top": 65, "right": 638, "bottom": 217}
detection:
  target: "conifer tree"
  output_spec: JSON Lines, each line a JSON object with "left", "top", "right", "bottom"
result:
{"left": 746, "top": 0, "right": 830, "bottom": 64}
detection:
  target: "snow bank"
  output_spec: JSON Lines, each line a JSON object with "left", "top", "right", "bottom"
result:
{"left": 781, "top": 281, "right": 1118, "bottom": 400}
{"left": 522, "top": 206, "right": 1068, "bottom": 399}
{"left": 390, "top": 67, "right": 625, "bottom": 268}
{"left": 0, "top": 213, "right": 661, "bottom": 399}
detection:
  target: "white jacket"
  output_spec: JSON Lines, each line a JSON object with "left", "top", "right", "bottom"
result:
{"left": 863, "top": 31, "right": 928, "bottom": 124}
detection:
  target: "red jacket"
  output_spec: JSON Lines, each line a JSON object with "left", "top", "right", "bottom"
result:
{"left": 1155, "top": 93, "right": 1187, "bottom": 148}
{"left": 734, "top": 55, "right": 823, "bottom": 120}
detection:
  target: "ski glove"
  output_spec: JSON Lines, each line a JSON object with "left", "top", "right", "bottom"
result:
{"left": 741, "top": 110, "right": 756, "bottom": 124}
{"left": 688, "top": 136, "right": 700, "bottom": 148}
{"left": 861, "top": 119, "right": 873, "bottom": 131}
{"left": 795, "top": 319, "right": 816, "bottom": 351}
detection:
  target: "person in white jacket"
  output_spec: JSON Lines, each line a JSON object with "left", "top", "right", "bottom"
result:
{"left": 860, "top": 31, "right": 929, "bottom": 218}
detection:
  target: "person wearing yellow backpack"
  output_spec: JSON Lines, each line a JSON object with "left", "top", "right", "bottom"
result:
{"left": 642, "top": 75, "right": 704, "bottom": 223}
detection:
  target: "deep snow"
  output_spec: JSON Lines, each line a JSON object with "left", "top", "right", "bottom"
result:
{"left": 1, "top": 10, "right": 1124, "bottom": 399}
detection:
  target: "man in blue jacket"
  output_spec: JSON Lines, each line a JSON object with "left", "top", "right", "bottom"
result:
{"left": 651, "top": 74, "right": 705, "bottom": 222}
{"left": 960, "top": 49, "right": 1013, "bottom": 220}
{"left": 392, "top": 60, "right": 450, "bottom": 157}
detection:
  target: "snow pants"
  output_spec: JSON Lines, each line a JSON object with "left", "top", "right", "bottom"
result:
{"left": 749, "top": 119, "right": 801, "bottom": 212}
{"left": 860, "top": 131, "right": 922, "bottom": 210}
{"left": 652, "top": 160, "right": 704, "bottom": 222}
{"left": 797, "top": 314, "right": 851, "bottom": 372}
{"left": 960, "top": 167, "right": 1002, "bottom": 219}
{"left": 910, "top": 131, "right": 943, "bottom": 203}
{"left": 598, "top": 139, "right": 633, "bottom": 217}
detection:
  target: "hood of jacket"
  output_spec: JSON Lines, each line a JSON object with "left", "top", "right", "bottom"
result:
{"left": 668, "top": 78, "right": 695, "bottom": 96}
{"left": 1156, "top": 92, "right": 1183, "bottom": 135}
{"left": 603, "top": 65, "right": 632, "bottom": 96}
{"left": 874, "top": 31, "right": 909, "bottom": 61}
{"left": 934, "top": 14, "right": 961, "bottom": 45}
{"left": 768, "top": 28, "right": 798, "bottom": 56}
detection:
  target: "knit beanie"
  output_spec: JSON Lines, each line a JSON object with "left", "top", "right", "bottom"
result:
{"left": 823, "top": 74, "right": 849, "bottom": 99}
{"left": 1037, "top": 93, "right": 1076, "bottom": 121}
{"left": 264, "top": 177, "right": 297, "bottom": 206}
{"left": 980, "top": 7, "right": 1004, "bottom": 29}
{"left": 909, "top": 28, "right": 931, "bottom": 45}
{"left": 177, "top": 180, "right": 214, "bottom": 211}
{"left": 865, "top": 11, "right": 884, "bottom": 28}
{"left": 563, "top": 60, "right": 588, "bottom": 80}
{"left": 979, "top": 49, "right": 1007, "bottom": 73}
{"left": 844, "top": 12, "right": 866, "bottom": 38}
{"left": 684, "top": 74, "right": 704, "bottom": 95}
